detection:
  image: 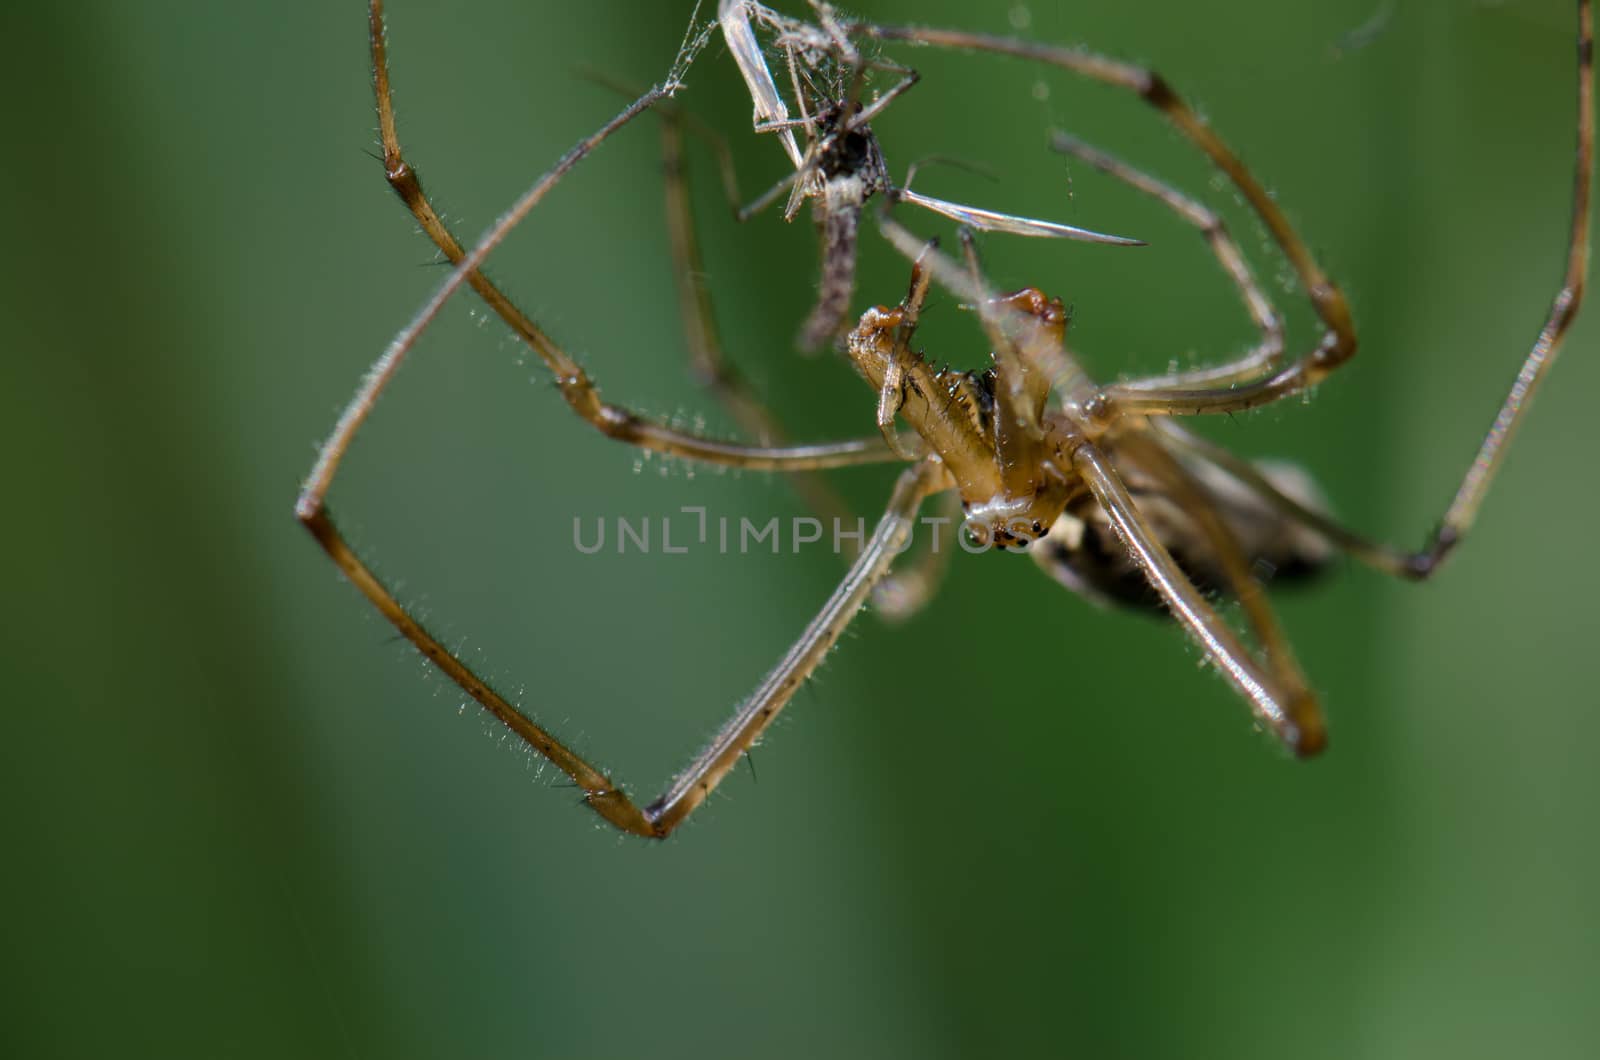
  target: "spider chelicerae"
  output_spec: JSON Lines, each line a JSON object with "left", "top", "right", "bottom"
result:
{"left": 298, "top": 0, "right": 1593, "bottom": 838}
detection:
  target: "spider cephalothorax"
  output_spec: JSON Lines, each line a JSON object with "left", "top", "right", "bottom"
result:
{"left": 846, "top": 280, "right": 1084, "bottom": 551}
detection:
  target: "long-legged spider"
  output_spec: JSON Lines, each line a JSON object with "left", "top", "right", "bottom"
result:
{"left": 298, "top": 0, "right": 1593, "bottom": 838}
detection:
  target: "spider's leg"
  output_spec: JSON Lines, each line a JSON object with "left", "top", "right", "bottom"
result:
{"left": 855, "top": 19, "right": 1356, "bottom": 415}
{"left": 295, "top": 508, "right": 652, "bottom": 837}
{"left": 364, "top": 0, "right": 892, "bottom": 473}
{"left": 1413, "top": 0, "right": 1593, "bottom": 575}
{"left": 1069, "top": 441, "right": 1326, "bottom": 755}
{"left": 1153, "top": 420, "right": 1432, "bottom": 581}
{"left": 1119, "top": 429, "right": 1318, "bottom": 709}
{"left": 1151, "top": 6, "right": 1591, "bottom": 579}
{"left": 874, "top": 352, "right": 915, "bottom": 460}
{"left": 1049, "top": 132, "right": 1286, "bottom": 391}
{"left": 301, "top": 453, "right": 944, "bottom": 838}
{"left": 647, "top": 459, "right": 948, "bottom": 832}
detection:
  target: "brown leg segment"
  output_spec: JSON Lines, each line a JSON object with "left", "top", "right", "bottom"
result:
{"left": 301, "top": 451, "right": 945, "bottom": 837}
{"left": 297, "top": 3, "right": 935, "bottom": 838}
{"left": 856, "top": 19, "right": 1357, "bottom": 352}
{"left": 1071, "top": 441, "right": 1325, "bottom": 755}
{"left": 1146, "top": 4, "right": 1592, "bottom": 579}
{"left": 1153, "top": 420, "right": 1421, "bottom": 580}
{"left": 1417, "top": 0, "right": 1592, "bottom": 576}
{"left": 1117, "top": 430, "right": 1323, "bottom": 750}
{"left": 645, "top": 459, "right": 950, "bottom": 833}
{"left": 1048, "top": 131, "right": 1286, "bottom": 391}
{"left": 363, "top": 0, "right": 898, "bottom": 474}
{"left": 855, "top": 20, "right": 1358, "bottom": 410}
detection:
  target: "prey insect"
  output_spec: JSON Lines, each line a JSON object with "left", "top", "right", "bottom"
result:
{"left": 298, "top": 0, "right": 1593, "bottom": 838}
{"left": 718, "top": 0, "right": 1143, "bottom": 350}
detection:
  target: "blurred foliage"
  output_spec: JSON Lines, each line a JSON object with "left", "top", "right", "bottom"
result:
{"left": 1, "top": 1, "right": 1595, "bottom": 1057}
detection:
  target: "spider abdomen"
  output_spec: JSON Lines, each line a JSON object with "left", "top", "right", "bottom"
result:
{"left": 1037, "top": 457, "right": 1335, "bottom": 616}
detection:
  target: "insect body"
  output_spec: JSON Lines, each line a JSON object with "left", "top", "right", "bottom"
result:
{"left": 718, "top": 0, "right": 1142, "bottom": 350}
{"left": 796, "top": 99, "right": 891, "bottom": 349}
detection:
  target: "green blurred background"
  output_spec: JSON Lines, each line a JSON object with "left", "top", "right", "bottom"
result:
{"left": 3, "top": 1, "right": 1595, "bottom": 1056}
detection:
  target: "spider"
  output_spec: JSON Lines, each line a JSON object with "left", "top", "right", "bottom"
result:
{"left": 298, "top": 0, "right": 1593, "bottom": 839}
